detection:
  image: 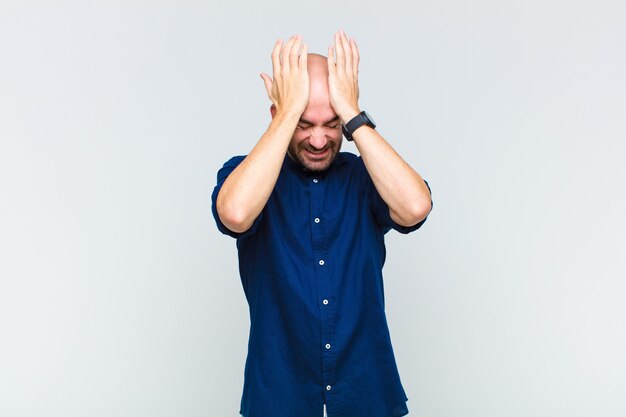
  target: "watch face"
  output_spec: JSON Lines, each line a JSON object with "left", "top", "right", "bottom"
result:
{"left": 363, "top": 111, "right": 375, "bottom": 127}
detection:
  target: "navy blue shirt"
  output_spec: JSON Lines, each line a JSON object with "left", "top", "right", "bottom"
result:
{"left": 211, "top": 151, "right": 432, "bottom": 417}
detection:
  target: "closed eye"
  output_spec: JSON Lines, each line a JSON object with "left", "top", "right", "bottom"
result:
{"left": 297, "top": 124, "right": 340, "bottom": 130}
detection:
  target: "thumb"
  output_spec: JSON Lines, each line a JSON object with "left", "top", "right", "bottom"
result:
{"left": 260, "top": 73, "right": 273, "bottom": 98}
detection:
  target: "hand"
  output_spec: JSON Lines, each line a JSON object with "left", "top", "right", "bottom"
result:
{"left": 327, "top": 30, "right": 361, "bottom": 123}
{"left": 260, "top": 35, "right": 309, "bottom": 117}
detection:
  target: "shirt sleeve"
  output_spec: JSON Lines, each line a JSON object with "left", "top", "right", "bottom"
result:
{"left": 358, "top": 157, "right": 433, "bottom": 234}
{"left": 210, "top": 155, "right": 264, "bottom": 239}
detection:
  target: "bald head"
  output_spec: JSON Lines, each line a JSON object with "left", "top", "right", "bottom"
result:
{"left": 306, "top": 53, "right": 331, "bottom": 107}
{"left": 307, "top": 53, "right": 328, "bottom": 79}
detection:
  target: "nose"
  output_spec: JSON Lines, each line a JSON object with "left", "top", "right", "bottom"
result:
{"left": 308, "top": 127, "right": 329, "bottom": 150}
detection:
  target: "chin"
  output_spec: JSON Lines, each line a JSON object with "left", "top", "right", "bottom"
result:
{"left": 299, "top": 158, "right": 333, "bottom": 172}
{"left": 304, "top": 163, "right": 330, "bottom": 172}
{"left": 298, "top": 153, "right": 334, "bottom": 172}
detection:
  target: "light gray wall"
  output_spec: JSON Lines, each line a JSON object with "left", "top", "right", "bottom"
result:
{"left": 1, "top": 1, "right": 625, "bottom": 416}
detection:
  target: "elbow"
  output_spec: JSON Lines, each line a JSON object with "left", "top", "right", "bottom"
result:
{"left": 399, "top": 198, "right": 432, "bottom": 227}
{"left": 414, "top": 204, "right": 431, "bottom": 225}
{"left": 216, "top": 193, "right": 253, "bottom": 234}
{"left": 410, "top": 183, "right": 433, "bottom": 223}
{"left": 399, "top": 178, "right": 433, "bottom": 226}
{"left": 417, "top": 195, "right": 433, "bottom": 219}
{"left": 219, "top": 210, "right": 252, "bottom": 234}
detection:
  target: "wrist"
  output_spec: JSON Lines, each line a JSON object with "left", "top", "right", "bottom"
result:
{"left": 341, "top": 110, "right": 376, "bottom": 142}
{"left": 339, "top": 108, "right": 361, "bottom": 124}
{"left": 273, "top": 109, "right": 302, "bottom": 124}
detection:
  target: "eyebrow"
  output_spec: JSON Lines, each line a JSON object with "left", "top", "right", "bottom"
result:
{"left": 298, "top": 115, "right": 340, "bottom": 126}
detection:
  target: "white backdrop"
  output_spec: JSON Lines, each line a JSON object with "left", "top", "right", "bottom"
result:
{"left": 1, "top": 1, "right": 625, "bottom": 416}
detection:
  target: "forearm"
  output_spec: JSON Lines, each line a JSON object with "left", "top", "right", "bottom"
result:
{"left": 216, "top": 110, "right": 300, "bottom": 233}
{"left": 325, "top": 30, "right": 431, "bottom": 227}
{"left": 350, "top": 122, "right": 432, "bottom": 226}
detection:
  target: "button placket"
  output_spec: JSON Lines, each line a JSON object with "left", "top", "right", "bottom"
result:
{"left": 309, "top": 174, "right": 336, "bottom": 395}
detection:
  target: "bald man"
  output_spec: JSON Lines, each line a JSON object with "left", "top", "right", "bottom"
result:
{"left": 211, "top": 30, "right": 433, "bottom": 417}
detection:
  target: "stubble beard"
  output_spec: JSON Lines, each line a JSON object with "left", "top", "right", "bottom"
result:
{"left": 289, "top": 140, "right": 342, "bottom": 172}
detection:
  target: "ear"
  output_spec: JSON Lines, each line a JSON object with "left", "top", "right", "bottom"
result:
{"left": 270, "top": 104, "right": 276, "bottom": 118}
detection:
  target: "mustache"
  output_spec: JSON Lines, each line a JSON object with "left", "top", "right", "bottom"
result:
{"left": 303, "top": 143, "right": 335, "bottom": 153}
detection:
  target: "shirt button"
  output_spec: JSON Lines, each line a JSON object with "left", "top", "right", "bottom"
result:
{"left": 325, "top": 343, "right": 331, "bottom": 349}
{"left": 314, "top": 217, "right": 320, "bottom": 223}
{"left": 326, "top": 385, "right": 332, "bottom": 390}
{"left": 323, "top": 299, "right": 329, "bottom": 305}
{"left": 313, "top": 178, "right": 318, "bottom": 183}
{"left": 319, "top": 260, "right": 325, "bottom": 266}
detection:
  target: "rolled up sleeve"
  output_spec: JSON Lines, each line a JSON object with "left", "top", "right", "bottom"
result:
{"left": 210, "top": 155, "right": 264, "bottom": 239}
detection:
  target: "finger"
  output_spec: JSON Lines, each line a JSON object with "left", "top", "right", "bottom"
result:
{"left": 340, "top": 30, "right": 352, "bottom": 73}
{"left": 350, "top": 38, "right": 359, "bottom": 78}
{"left": 282, "top": 34, "right": 297, "bottom": 72}
{"left": 290, "top": 35, "right": 302, "bottom": 69}
{"left": 327, "top": 44, "right": 335, "bottom": 74}
{"left": 260, "top": 73, "right": 273, "bottom": 99}
{"left": 271, "top": 39, "right": 283, "bottom": 77}
{"left": 334, "top": 31, "right": 345, "bottom": 71}
{"left": 299, "top": 43, "right": 308, "bottom": 69}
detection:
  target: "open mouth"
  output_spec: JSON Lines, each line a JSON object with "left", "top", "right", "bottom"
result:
{"left": 305, "top": 148, "right": 330, "bottom": 159}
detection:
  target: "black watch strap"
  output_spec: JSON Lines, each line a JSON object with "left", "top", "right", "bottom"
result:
{"left": 342, "top": 111, "right": 376, "bottom": 141}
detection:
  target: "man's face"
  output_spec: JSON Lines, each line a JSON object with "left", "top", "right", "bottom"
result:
{"left": 270, "top": 54, "right": 343, "bottom": 172}
{"left": 287, "top": 106, "right": 343, "bottom": 172}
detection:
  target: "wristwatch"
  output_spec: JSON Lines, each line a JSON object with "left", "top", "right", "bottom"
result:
{"left": 342, "top": 111, "right": 376, "bottom": 141}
